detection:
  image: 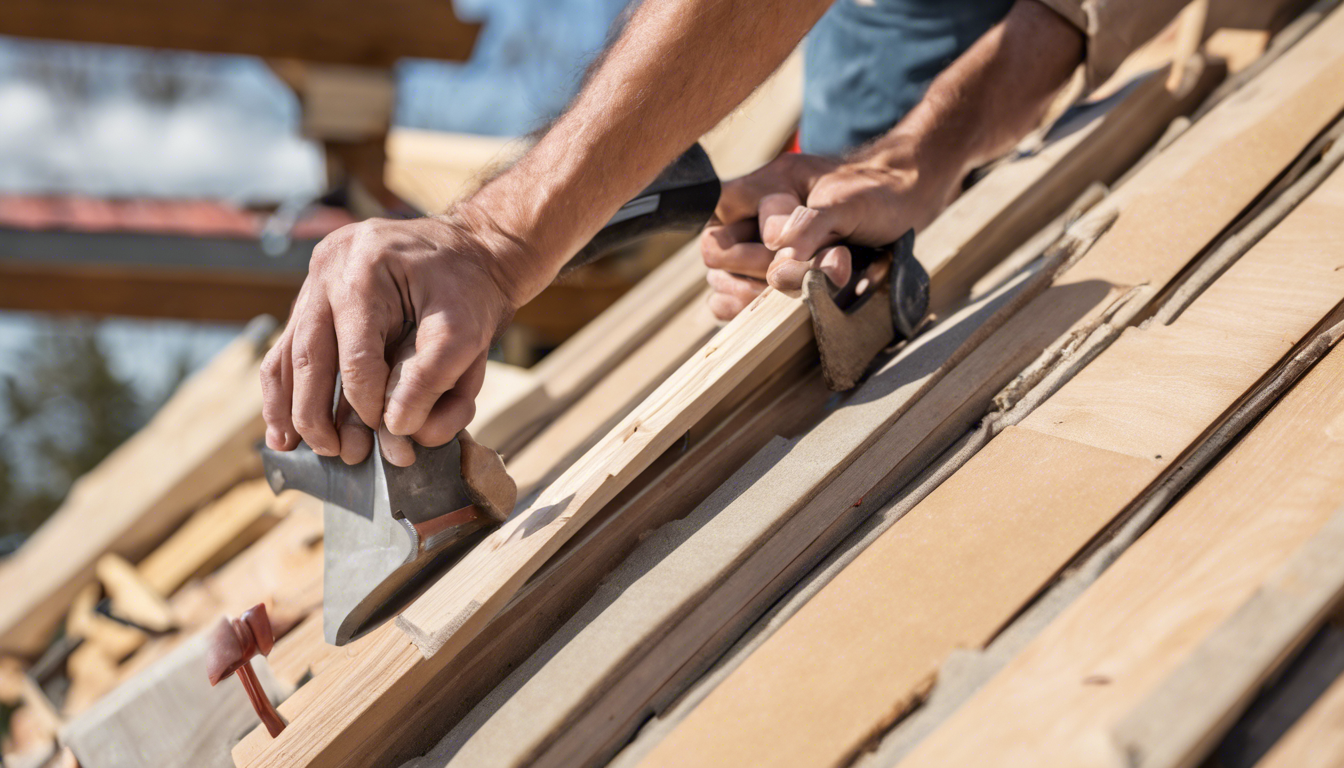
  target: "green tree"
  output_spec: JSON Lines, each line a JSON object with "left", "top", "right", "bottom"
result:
{"left": 0, "top": 320, "right": 148, "bottom": 539}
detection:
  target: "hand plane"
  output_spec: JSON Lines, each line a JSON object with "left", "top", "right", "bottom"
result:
{"left": 260, "top": 142, "right": 932, "bottom": 647}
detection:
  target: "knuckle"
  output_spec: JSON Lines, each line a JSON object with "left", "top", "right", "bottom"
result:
{"left": 290, "top": 412, "right": 322, "bottom": 434}
{"left": 260, "top": 349, "right": 284, "bottom": 380}
{"left": 291, "top": 349, "right": 315, "bottom": 373}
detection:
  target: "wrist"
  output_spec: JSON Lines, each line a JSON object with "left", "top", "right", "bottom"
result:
{"left": 430, "top": 200, "right": 550, "bottom": 312}
{"left": 857, "top": 128, "right": 966, "bottom": 220}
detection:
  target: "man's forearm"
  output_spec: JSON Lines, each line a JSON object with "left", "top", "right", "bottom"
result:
{"left": 467, "top": 0, "right": 833, "bottom": 307}
{"left": 860, "top": 0, "right": 1085, "bottom": 201}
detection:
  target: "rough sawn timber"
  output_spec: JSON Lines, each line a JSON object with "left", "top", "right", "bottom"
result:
{"left": 898, "top": 339, "right": 1344, "bottom": 768}
{"left": 1113, "top": 503, "right": 1344, "bottom": 768}
{"left": 0, "top": 320, "right": 273, "bottom": 657}
{"left": 507, "top": 292, "right": 719, "bottom": 498}
{"left": 233, "top": 287, "right": 815, "bottom": 768}
{"left": 634, "top": 16, "right": 1344, "bottom": 763}
{"left": 396, "top": 286, "right": 815, "bottom": 657}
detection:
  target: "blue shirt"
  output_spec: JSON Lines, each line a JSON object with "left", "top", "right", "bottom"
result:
{"left": 801, "top": 0, "right": 1015, "bottom": 157}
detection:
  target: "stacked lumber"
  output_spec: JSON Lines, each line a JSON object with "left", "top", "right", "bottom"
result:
{"left": 14, "top": 4, "right": 1344, "bottom": 767}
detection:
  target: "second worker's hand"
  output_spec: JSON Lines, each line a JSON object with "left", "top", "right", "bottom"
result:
{"left": 261, "top": 204, "right": 532, "bottom": 467}
{"left": 702, "top": 144, "right": 956, "bottom": 321}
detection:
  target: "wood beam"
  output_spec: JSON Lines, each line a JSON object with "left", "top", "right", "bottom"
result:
{"left": 900, "top": 345, "right": 1344, "bottom": 768}
{"left": 0, "top": 0, "right": 479, "bottom": 66}
{"left": 0, "top": 321, "right": 273, "bottom": 657}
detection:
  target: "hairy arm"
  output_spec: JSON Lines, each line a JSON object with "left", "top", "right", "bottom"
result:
{"left": 706, "top": 0, "right": 1086, "bottom": 314}
{"left": 469, "top": 0, "right": 836, "bottom": 306}
{"left": 264, "top": 0, "right": 833, "bottom": 464}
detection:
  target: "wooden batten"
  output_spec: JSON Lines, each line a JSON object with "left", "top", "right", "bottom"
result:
{"left": 506, "top": 292, "right": 720, "bottom": 497}
{"left": 899, "top": 344, "right": 1344, "bottom": 768}
{"left": 0, "top": 321, "right": 273, "bottom": 658}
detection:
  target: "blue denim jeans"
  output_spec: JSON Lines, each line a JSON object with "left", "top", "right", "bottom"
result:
{"left": 801, "top": 0, "right": 1015, "bottom": 157}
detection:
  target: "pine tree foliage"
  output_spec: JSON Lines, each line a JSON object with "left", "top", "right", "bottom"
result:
{"left": 0, "top": 320, "right": 149, "bottom": 539}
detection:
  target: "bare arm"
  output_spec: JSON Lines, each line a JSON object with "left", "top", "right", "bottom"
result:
{"left": 263, "top": 0, "right": 833, "bottom": 465}
{"left": 467, "top": 0, "right": 836, "bottom": 306}
{"left": 705, "top": 0, "right": 1086, "bottom": 315}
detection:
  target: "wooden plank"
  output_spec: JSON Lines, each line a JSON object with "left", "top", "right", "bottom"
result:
{"left": 266, "top": 612, "right": 340, "bottom": 691}
{"left": 0, "top": 319, "right": 273, "bottom": 657}
{"left": 1113, "top": 507, "right": 1344, "bottom": 768}
{"left": 506, "top": 244, "right": 708, "bottom": 453}
{"left": 1256, "top": 664, "right": 1344, "bottom": 768}
{"left": 897, "top": 346, "right": 1344, "bottom": 768}
{"left": 395, "top": 287, "right": 814, "bottom": 656}
{"left": 392, "top": 46, "right": 1222, "bottom": 664}
{"left": 135, "top": 480, "right": 289, "bottom": 597}
{"left": 60, "top": 631, "right": 288, "bottom": 768}
{"left": 0, "top": 0, "right": 478, "bottom": 66}
{"left": 384, "top": 131, "right": 526, "bottom": 214}
{"left": 397, "top": 56, "right": 1221, "bottom": 768}
{"left": 463, "top": 362, "right": 546, "bottom": 452}
{"left": 431, "top": 264, "right": 1057, "bottom": 768}
{"left": 232, "top": 352, "right": 831, "bottom": 768}
{"left": 506, "top": 292, "right": 719, "bottom": 497}
{"left": 634, "top": 87, "right": 1344, "bottom": 768}
{"left": 505, "top": 50, "right": 804, "bottom": 449}
{"left": 95, "top": 554, "right": 177, "bottom": 633}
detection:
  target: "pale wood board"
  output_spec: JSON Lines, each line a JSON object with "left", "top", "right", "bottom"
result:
{"left": 0, "top": 322, "right": 271, "bottom": 657}
{"left": 507, "top": 292, "right": 719, "bottom": 497}
{"left": 136, "top": 480, "right": 287, "bottom": 597}
{"left": 431, "top": 265, "right": 1054, "bottom": 768}
{"left": 60, "top": 630, "right": 288, "bottom": 768}
{"left": 233, "top": 353, "right": 831, "bottom": 768}
{"left": 415, "top": 53, "right": 1228, "bottom": 768}
{"left": 513, "top": 244, "right": 708, "bottom": 453}
{"left": 396, "top": 288, "right": 814, "bottom": 656}
{"left": 233, "top": 289, "right": 815, "bottom": 768}
{"left": 1114, "top": 506, "right": 1344, "bottom": 768}
{"left": 634, "top": 83, "right": 1344, "bottom": 768}
{"left": 1255, "top": 664, "right": 1344, "bottom": 768}
{"left": 897, "top": 346, "right": 1344, "bottom": 768}
{"left": 95, "top": 554, "right": 177, "bottom": 632}
{"left": 466, "top": 361, "right": 547, "bottom": 452}
{"left": 267, "top": 611, "right": 341, "bottom": 690}
{"left": 384, "top": 129, "right": 524, "bottom": 212}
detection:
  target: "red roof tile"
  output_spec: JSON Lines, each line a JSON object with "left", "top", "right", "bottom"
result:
{"left": 0, "top": 195, "right": 354, "bottom": 240}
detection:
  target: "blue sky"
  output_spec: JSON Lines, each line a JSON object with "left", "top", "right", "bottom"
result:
{"left": 0, "top": 0, "right": 631, "bottom": 410}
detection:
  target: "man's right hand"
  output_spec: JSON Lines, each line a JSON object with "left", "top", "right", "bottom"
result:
{"left": 701, "top": 147, "right": 957, "bottom": 321}
{"left": 261, "top": 207, "right": 527, "bottom": 467}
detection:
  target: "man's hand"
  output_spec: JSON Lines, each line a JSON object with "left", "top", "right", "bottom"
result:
{"left": 702, "top": 145, "right": 957, "bottom": 321}
{"left": 703, "top": 0, "right": 1084, "bottom": 321}
{"left": 261, "top": 208, "right": 525, "bottom": 467}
